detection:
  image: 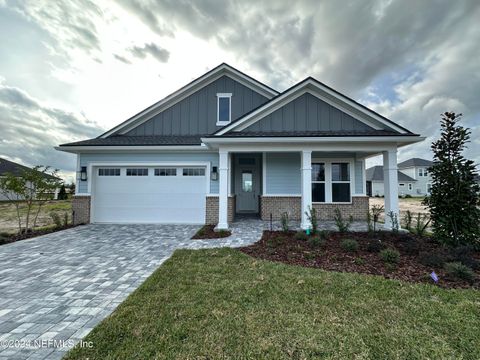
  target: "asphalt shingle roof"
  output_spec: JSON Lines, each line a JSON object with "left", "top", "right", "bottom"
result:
{"left": 216, "top": 130, "right": 410, "bottom": 137}
{"left": 0, "top": 158, "right": 60, "bottom": 180}
{"left": 366, "top": 165, "right": 416, "bottom": 182}
{"left": 60, "top": 135, "right": 204, "bottom": 147}
{"left": 397, "top": 158, "right": 433, "bottom": 168}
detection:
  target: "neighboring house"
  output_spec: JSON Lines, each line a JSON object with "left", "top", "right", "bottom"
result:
{"left": 56, "top": 63, "right": 423, "bottom": 229}
{"left": 0, "top": 157, "right": 61, "bottom": 200}
{"left": 366, "top": 165, "right": 417, "bottom": 197}
{"left": 366, "top": 158, "right": 433, "bottom": 197}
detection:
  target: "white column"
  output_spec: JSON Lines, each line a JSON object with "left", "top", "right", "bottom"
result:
{"left": 301, "top": 150, "right": 312, "bottom": 229}
{"left": 383, "top": 148, "right": 399, "bottom": 229}
{"left": 217, "top": 150, "right": 229, "bottom": 230}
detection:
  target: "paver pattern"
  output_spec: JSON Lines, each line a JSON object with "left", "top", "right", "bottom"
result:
{"left": 0, "top": 220, "right": 261, "bottom": 359}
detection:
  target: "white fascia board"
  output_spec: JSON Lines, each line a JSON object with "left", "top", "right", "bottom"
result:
{"left": 202, "top": 136, "right": 425, "bottom": 145}
{"left": 54, "top": 145, "right": 211, "bottom": 154}
{"left": 100, "top": 65, "right": 277, "bottom": 138}
{"left": 216, "top": 78, "right": 410, "bottom": 135}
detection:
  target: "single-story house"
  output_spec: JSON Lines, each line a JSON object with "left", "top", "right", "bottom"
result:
{"left": 0, "top": 157, "right": 61, "bottom": 200}
{"left": 366, "top": 158, "right": 433, "bottom": 197}
{"left": 56, "top": 63, "right": 424, "bottom": 229}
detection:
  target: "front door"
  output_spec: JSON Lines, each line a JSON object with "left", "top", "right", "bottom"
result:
{"left": 235, "top": 156, "right": 260, "bottom": 213}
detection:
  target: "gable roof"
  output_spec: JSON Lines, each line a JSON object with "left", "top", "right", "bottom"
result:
{"left": 0, "top": 158, "right": 60, "bottom": 180}
{"left": 215, "top": 77, "right": 415, "bottom": 136}
{"left": 366, "top": 166, "right": 416, "bottom": 182}
{"left": 398, "top": 158, "right": 433, "bottom": 168}
{"left": 61, "top": 135, "right": 203, "bottom": 147}
{"left": 99, "top": 63, "right": 279, "bottom": 138}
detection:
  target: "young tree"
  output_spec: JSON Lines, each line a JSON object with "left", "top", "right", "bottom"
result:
{"left": 0, "top": 166, "right": 62, "bottom": 233}
{"left": 58, "top": 184, "right": 67, "bottom": 200}
{"left": 424, "top": 112, "right": 480, "bottom": 246}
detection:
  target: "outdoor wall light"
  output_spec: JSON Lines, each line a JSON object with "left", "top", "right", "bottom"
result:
{"left": 211, "top": 166, "right": 218, "bottom": 180}
{"left": 80, "top": 166, "right": 87, "bottom": 181}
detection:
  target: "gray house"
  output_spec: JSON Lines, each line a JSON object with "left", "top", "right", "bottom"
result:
{"left": 57, "top": 63, "right": 423, "bottom": 229}
{"left": 366, "top": 158, "right": 433, "bottom": 197}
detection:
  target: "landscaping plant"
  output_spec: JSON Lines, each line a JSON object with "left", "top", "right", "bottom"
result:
{"left": 308, "top": 236, "right": 324, "bottom": 248}
{"left": 414, "top": 213, "right": 431, "bottom": 236}
{"left": 333, "top": 208, "right": 353, "bottom": 232}
{"left": 280, "top": 212, "right": 289, "bottom": 233}
{"left": 370, "top": 205, "right": 384, "bottom": 232}
{"left": 341, "top": 238, "right": 359, "bottom": 252}
{"left": 424, "top": 112, "right": 480, "bottom": 247}
{"left": 444, "top": 262, "right": 475, "bottom": 283}
{"left": 305, "top": 206, "right": 318, "bottom": 234}
{"left": 294, "top": 231, "right": 308, "bottom": 241}
{"left": 379, "top": 248, "right": 400, "bottom": 264}
{"left": 387, "top": 211, "right": 399, "bottom": 233}
{"left": 0, "top": 166, "right": 62, "bottom": 234}
{"left": 403, "top": 210, "right": 413, "bottom": 232}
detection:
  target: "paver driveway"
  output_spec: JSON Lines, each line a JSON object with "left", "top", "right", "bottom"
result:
{"left": 0, "top": 221, "right": 262, "bottom": 360}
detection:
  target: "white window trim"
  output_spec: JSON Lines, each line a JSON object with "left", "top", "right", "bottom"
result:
{"left": 311, "top": 162, "right": 326, "bottom": 203}
{"left": 216, "top": 93, "right": 232, "bottom": 126}
{"left": 312, "top": 158, "right": 354, "bottom": 204}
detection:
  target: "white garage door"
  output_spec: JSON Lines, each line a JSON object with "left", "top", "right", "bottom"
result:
{"left": 92, "top": 166, "right": 207, "bottom": 224}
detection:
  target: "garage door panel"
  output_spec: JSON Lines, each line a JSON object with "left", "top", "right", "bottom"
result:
{"left": 92, "top": 166, "right": 207, "bottom": 224}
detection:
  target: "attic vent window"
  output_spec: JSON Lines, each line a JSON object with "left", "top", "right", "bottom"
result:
{"left": 216, "top": 93, "right": 232, "bottom": 126}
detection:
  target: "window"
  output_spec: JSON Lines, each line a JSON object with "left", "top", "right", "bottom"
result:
{"left": 331, "top": 163, "right": 350, "bottom": 202}
{"left": 418, "top": 168, "right": 429, "bottom": 177}
{"left": 98, "top": 168, "right": 120, "bottom": 176}
{"left": 418, "top": 168, "right": 423, "bottom": 177}
{"left": 242, "top": 171, "right": 253, "bottom": 192}
{"left": 399, "top": 183, "right": 405, "bottom": 187}
{"left": 427, "top": 183, "right": 432, "bottom": 193}
{"left": 216, "top": 93, "right": 232, "bottom": 125}
{"left": 183, "top": 168, "right": 205, "bottom": 176}
{"left": 154, "top": 168, "right": 176, "bottom": 176}
{"left": 408, "top": 183, "right": 413, "bottom": 191}
{"left": 311, "top": 163, "right": 325, "bottom": 202}
{"left": 126, "top": 168, "right": 148, "bottom": 176}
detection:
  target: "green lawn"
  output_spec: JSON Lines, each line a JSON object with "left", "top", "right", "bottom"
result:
{"left": 66, "top": 248, "right": 479, "bottom": 359}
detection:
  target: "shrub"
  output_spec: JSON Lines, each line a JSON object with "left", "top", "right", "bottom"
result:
{"left": 451, "top": 245, "right": 479, "bottom": 270}
{"left": 419, "top": 251, "right": 449, "bottom": 268}
{"left": 280, "top": 212, "right": 289, "bottom": 232}
{"left": 63, "top": 212, "right": 69, "bottom": 227}
{"left": 50, "top": 212, "right": 62, "bottom": 228}
{"left": 379, "top": 248, "right": 400, "bottom": 264}
{"left": 333, "top": 208, "right": 353, "bottom": 232}
{"left": 341, "top": 238, "right": 359, "bottom": 252}
{"left": 318, "top": 230, "right": 330, "bottom": 240}
{"left": 402, "top": 239, "right": 420, "bottom": 256}
{"left": 413, "top": 213, "right": 431, "bottom": 236}
{"left": 370, "top": 205, "right": 384, "bottom": 232}
{"left": 403, "top": 210, "right": 413, "bottom": 232}
{"left": 444, "top": 262, "right": 476, "bottom": 283}
{"left": 404, "top": 194, "right": 412, "bottom": 198}
{"left": 308, "top": 236, "right": 325, "bottom": 248}
{"left": 294, "top": 231, "right": 308, "bottom": 241}
{"left": 354, "top": 257, "right": 366, "bottom": 265}
{"left": 305, "top": 207, "right": 318, "bottom": 234}
{"left": 366, "top": 240, "right": 386, "bottom": 253}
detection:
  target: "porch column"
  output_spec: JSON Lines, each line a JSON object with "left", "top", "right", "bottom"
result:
{"left": 301, "top": 150, "right": 312, "bottom": 229}
{"left": 383, "top": 148, "right": 399, "bottom": 229}
{"left": 217, "top": 150, "right": 229, "bottom": 230}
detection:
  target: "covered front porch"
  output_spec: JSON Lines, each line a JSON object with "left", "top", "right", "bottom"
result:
{"left": 207, "top": 140, "right": 404, "bottom": 231}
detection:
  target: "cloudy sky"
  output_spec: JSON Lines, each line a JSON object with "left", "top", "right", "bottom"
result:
{"left": 0, "top": 0, "right": 479, "bottom": 182}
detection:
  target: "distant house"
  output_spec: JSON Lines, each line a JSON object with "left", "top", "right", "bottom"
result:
{"left": 0, "top": 157, "right": 61, "bottom": 201}
{"left": 366, "top": 158, "right": 433, "bottom": 197}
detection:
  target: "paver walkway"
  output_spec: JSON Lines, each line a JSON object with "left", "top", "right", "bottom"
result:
{"left": 0, "top": 220, "right": 261, "bottom": 359}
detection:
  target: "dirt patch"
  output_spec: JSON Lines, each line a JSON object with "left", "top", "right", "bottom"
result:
{"left": 370, "top": 197, "right": 430, "bottom": 223}
{"left": 192, "top": 225, "right": 232, "bottom": 239}
{"left": 239, "top": 231, "right": 479, "bottom": 289}
{"left": 0, "top": 224, "right": 79, "bottom": 246}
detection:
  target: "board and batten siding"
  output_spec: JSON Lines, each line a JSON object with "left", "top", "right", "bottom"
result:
{"left": 243, "top": 93, "right": 374, "bottom": 133}
{"left": 125, "top": 75, "right": 269, "bottom": 136}
{"left": 78, "top": 152, "right": 219, "bottom": 194}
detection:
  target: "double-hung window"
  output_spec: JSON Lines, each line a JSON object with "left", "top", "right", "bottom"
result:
{"left": 312, "top": 163, "right": 325, "bottom": 202}
{"left": 216, "top": 93, "right": 232, "bottom": 125}
{"left": 311, "top": 160, "right": 352, "bottom": 203}
{"left": 331, "top": 163, "right": 351, "bottom": 202}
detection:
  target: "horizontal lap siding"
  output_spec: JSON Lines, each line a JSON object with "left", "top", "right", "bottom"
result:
{"left": 265, "top": 153, "right": 301, "bottom": 194}
{"left": 126, "top": 75, "right": 269, "bottom": 136}
{"left": 78, "top": 152, "right": 219, "bottom": 194}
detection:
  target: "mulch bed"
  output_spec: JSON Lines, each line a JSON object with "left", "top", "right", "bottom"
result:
{"left": 239, "top": 231, "right": 480, "bottom": 289}
{"left": 0, "top": 224, "right": 78, "bottom": 246}
{"left": 191, "top": 225, "right": 232, "bottom": 239}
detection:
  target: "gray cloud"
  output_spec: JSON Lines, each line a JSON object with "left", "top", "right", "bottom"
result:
{"left": 128, "top": 43, "right": 170, "bottom": 63}
{"left": 114, "top": 54, "right": 131, "bottom": 64}
{"left": 7, "top": 0, "right": 103, "bottom": 55}
{"left": 0, "top": 82, "right": 104, "bottom": 178}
